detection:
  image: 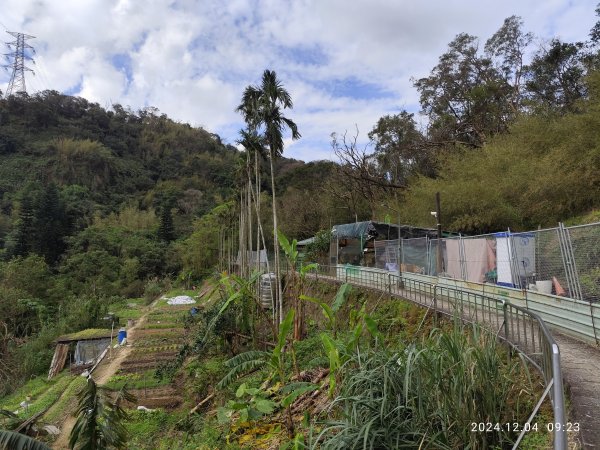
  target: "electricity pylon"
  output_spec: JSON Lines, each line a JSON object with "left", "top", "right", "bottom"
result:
{"left": 3, "top": 31, "right": 36, "bottom": 97}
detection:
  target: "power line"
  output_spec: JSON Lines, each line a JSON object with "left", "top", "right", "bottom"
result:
{"left": 3, "top": 31, "right": 36, "bottom": 97}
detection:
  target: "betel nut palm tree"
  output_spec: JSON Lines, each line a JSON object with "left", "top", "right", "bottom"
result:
{"left": 236, "top": 69, "right": 301, "bottom": 325}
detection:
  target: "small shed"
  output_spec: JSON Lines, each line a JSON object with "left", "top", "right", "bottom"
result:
{"left": 330, "top": 221, "right": 437, "bottom": 268}
{"left": 48, "top": 329, "right": 113, "bottom": 379}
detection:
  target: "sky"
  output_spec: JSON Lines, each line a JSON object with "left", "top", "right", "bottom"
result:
{"left": 1, "top": 0, "right": 598, "bottom": 162}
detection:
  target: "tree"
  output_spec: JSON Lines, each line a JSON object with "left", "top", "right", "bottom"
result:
{"left": 236, "top": 70, "right": 301, "bottom": 324}
{"left": 33, "top": 183, "right": 68, "bottom": 264}
{"left": 590, "top": 3, "right": 600, "bottom": 45}
{"left": 69, "top": 377, "right": 134, "bottom": 450}
{"left": 330, "top": 128, "right": 388, "bottom": 219}
{"left": 157, "top": 205, "right": 175, "bottom": 242}
{"left": 237, "top": 129, "right": 271, "bottom": 278}
{"left": 10, "top": 195, "right": 35, "bottom": 258}
{"left": 181, "top": 202, "right": 236, "bottom": 277}
{"left": 484, "top": 16, "right": 533, "bottom": 113}
{"left": 525, "top": 39, "right": 587, "bottom": 114}
{"left": 368, "top": 111, "right": 434, "bottom": 184}
{"left": 414, "top": 33, "right": 513, "bottom": 147}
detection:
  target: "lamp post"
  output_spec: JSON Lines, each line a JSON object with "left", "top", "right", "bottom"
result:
{"left": 434, "top": 192, "right": 442, "bottom": 275}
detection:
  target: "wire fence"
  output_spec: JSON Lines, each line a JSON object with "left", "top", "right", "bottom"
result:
{"left": 363, "top": 222, "right": 600, "bottom": 304}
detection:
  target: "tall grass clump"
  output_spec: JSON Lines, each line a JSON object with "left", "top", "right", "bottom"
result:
{"left": 315, "top": 321, "right": 535, "bottom": 449}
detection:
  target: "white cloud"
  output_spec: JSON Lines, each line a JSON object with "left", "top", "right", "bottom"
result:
{"left": 1, "top": 0, "right": 598, "bottom": 161}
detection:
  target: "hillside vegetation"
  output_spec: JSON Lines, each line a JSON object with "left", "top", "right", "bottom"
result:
{"left": 2, "top": 10, "right": 600, "bottom": 447}
{"left": 0, "top": 91, "right": 346, "bottom": 395}
{"left": 395, "top": 73, "right": 600, "bottom": 233}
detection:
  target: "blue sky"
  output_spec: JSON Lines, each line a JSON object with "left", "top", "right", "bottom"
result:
{"left": 1, "top": 0, "right": 598, "bottom": 162}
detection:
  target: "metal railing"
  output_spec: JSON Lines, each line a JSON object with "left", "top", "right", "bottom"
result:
{"left": 308, "top": 264, "right": 567, "bottom": 449}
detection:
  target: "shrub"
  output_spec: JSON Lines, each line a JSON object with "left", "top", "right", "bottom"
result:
{"left": 315, "top": 323, "right": 535, "bottom": 449}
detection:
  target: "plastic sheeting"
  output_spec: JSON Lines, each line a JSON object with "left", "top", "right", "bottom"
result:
{"left": 374, "top": 240, "right": 399, "bottom": 271}
{"left": 445, "top": 238, "right": 496, "bottom": 283}
{"left": 166, "top": 295, "right": 196, "bottom": 305}
{"left": 401, "top": 238, "right": 429, "bottom": 273}
{"left": 338, "top": 239, "right": 364, "bottom": 266}
{"left": 74, "top": 338, "right": 110, "bottom": 365}
{"left": 332, "top": 221, "right": 378, "bottom": 240}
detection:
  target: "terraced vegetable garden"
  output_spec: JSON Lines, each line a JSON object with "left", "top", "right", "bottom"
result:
{"left": 0, "top": 288, "right": 206, "bottom": 447}
{"left": 101, "top": 292, "right": 200, "bottom": 410}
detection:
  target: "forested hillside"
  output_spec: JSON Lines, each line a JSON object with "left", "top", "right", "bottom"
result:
{"left": 0, "top": 91, "right": 347, "bottom": 393}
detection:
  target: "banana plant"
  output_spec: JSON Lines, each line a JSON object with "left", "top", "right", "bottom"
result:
{"left": 217, "top": 309, "right": 317, "bottom": 435}
{"left": 217, "top": 308, "right": 296, "bottom": 389}
{"left": 278, "top": 230, "right": 318, "bottom": 340}
{"left": 300, "top": 282, "right": 352, "bottom": 339}
{"left": 302, "top": 284, "right": 382, "bottom": 397}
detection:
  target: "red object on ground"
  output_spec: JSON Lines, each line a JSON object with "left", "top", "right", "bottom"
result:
{"left": 553, "top": 276, "right": 566, "bottom": 296}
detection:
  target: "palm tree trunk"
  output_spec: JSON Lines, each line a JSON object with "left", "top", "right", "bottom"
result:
{"left": 239, "top": 189, "right": 245, "bottom": 278}
{"left": 255, "top": 150, "right": 261, "bottom": 275}
{"left": 269, "top": 148, "right": 283, "bottom": 325}
{"left": 248, "top": 164, "right": 275, "bottom": 323}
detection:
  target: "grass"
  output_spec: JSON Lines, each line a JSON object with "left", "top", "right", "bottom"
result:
{"left": 125, "top": 409, "right": 175, "bottom": 440}
{"left": 163, "top": 288, "right": 201, "bottom": 299}
{"left": 314, "top": 321, "right": 542, "bottom": 449}
{"left": 292, "top": 332, "right": 328, "bottom": 370}
{"left": 42, "top": 376, "right": 87, "bottom": 424}
{"left": 143, "top": 323, "right": 182, "bottom": 330}
{"left": 125, "top": 408, "right": 239, "bottom": 450}
{"left": 109, "top": 297, "right": 148, "bottom": 326}
{"left": 56, "top": 328, "right": 113, "bottom": 341}
{"left": 0, "top": 373, "right": 66, "bottom": 410}
{"left": 148, "top": 311, "right": 186, "bottom": 320}
{"left": 184, "top": 355, "right": 229, "bottom": 397}
{"left": 0, "top": 374, "right": 75, "bottom": 419}
{"left": 115, "top": 308, "right": 145, "bottom": 322}
{"left": 125, "top": 409, "right": 188, "bottom": 449}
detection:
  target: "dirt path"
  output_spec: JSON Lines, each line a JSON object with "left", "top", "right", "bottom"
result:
{"left": 94, "top": 314, "right": 148, "bottom": 385}
{"left": 51, "top": 310, "right": 150, "bottom": 449}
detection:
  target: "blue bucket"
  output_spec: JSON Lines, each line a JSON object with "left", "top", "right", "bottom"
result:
{"left": 117, "top": 329, "right": 127, "bottom": 344}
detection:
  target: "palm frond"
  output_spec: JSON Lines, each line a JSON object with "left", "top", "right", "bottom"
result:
{"left": 281, "top": 117, "right": 301, "bottom": 139}
{"left": 0, "top": 411, "right": 17, "bottom": 419}
{"left": 0, "top": 430, "right": 51, "bottom": 450}
{"left": 70, "top": 377, "right": 129, "bottom": 450}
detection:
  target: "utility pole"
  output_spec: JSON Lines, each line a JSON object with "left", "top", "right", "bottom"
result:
{"left": 3, "top": 31, "right": 36, "bottom": 97}
{"left": 435, "top": 192, "right": 443, "bottom": 275}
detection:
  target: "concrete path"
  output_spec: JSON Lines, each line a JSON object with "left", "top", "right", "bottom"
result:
{"left": 554, "top": 332, "right": 600, "bottom": 448}
{"left": 312, "top": 272, "right": 600, "bottom": 448}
